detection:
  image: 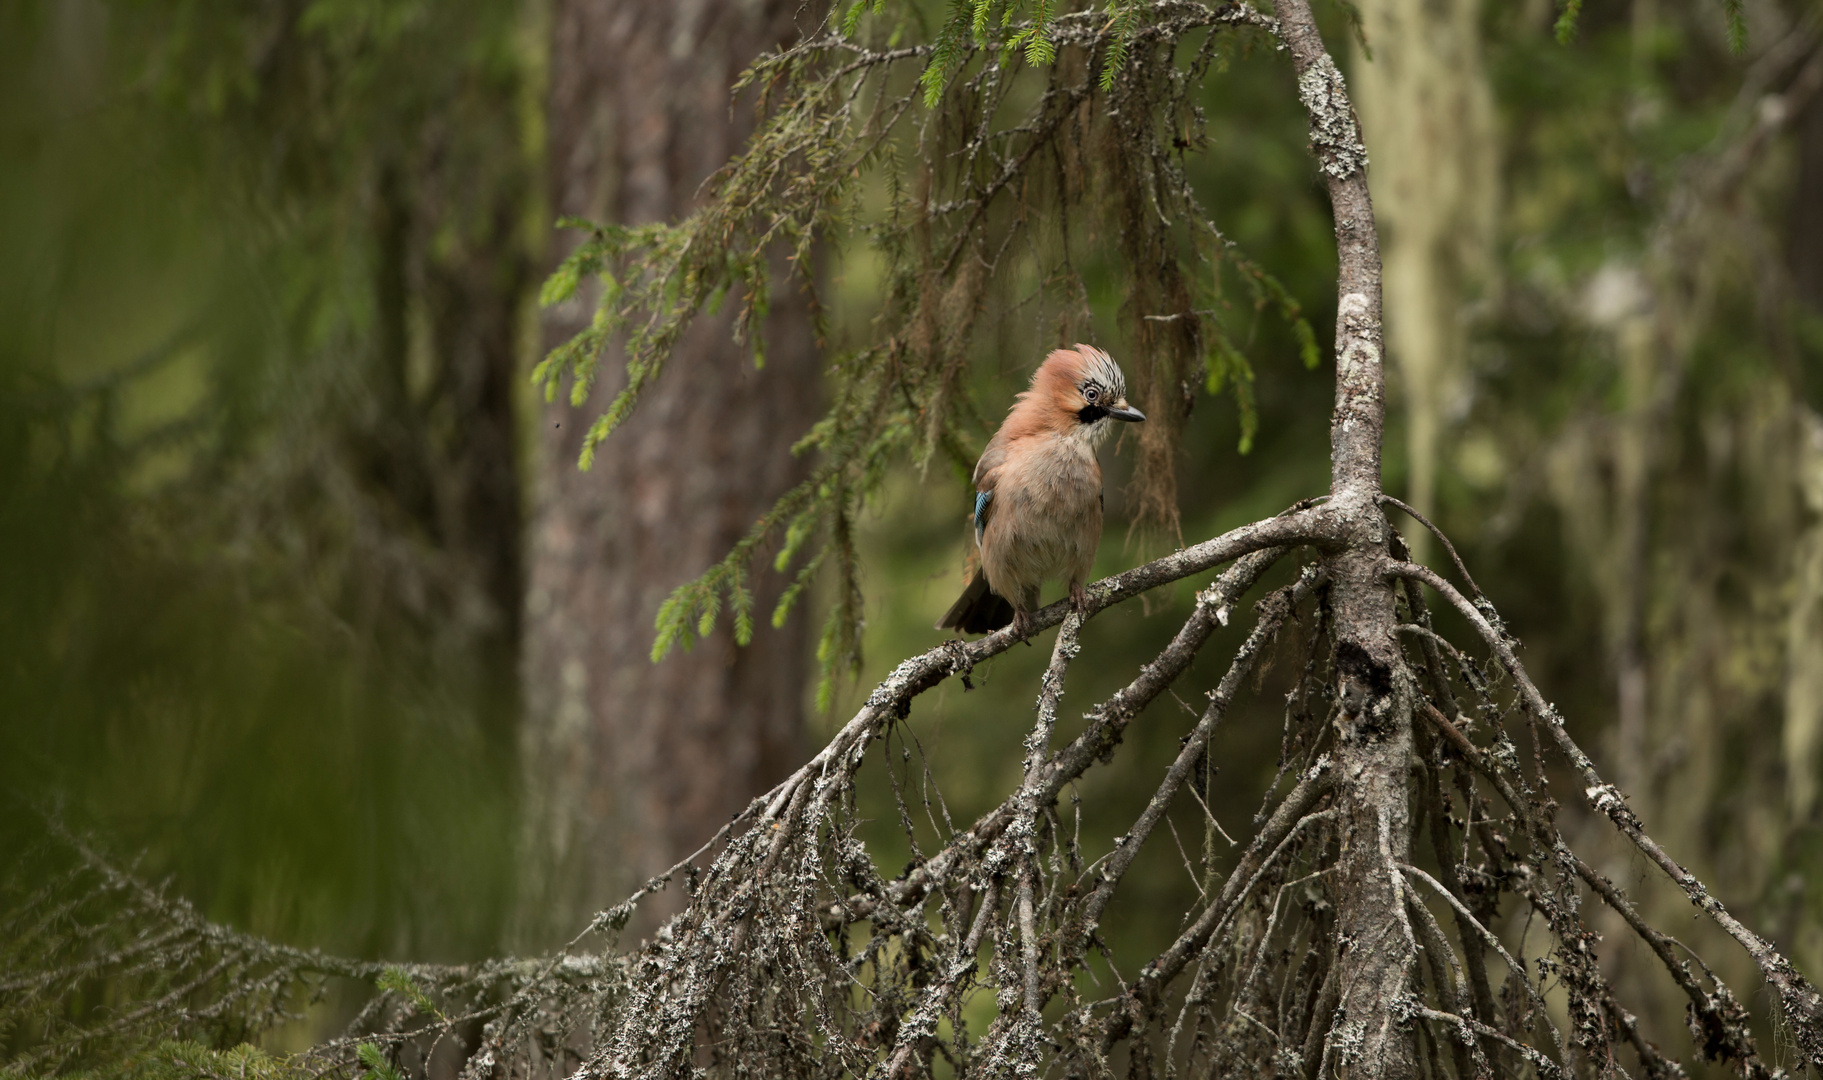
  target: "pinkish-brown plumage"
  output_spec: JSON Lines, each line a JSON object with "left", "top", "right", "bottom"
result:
{"left": 937, "top": 345, "right": 1145, "bottom": 637}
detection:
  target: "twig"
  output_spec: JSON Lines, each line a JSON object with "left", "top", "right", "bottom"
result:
{"left": 1419, "top": 1007, "right": 1563, "bottom": 1080}
{"left": 1378, "top": 495, "right": 1486, "bottom": 603}
{"left": 1399, "top": 862, "right": 1570, "bottom": 1073}
{"left": 1390, "top": 560, "right": 1823, "bottom": 1061}
{"left": 1079, "top": 565, "right": 1326, "bottom": 932}
{"left": 1103, "top": 770, "right": 1337, "bottom": 1047}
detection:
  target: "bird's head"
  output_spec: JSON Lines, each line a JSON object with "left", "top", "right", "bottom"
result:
{"left": 1032, "top": 345, "right": 1146, "bottom": 441}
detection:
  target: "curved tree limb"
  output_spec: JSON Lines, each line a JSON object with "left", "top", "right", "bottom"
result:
{"left": 1392, "top": 558, "right": 1823, "bottom": 1064}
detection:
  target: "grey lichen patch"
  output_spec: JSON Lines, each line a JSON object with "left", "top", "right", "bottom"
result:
{"left": 1585, "top": 782, "right": 1642, "bottom": 829}
{"left": 1296, "top": 56, "right": 1369, "bottom": 180}
{"left": 1339, "top": 340, "right": 1382, "bottom": 388}
{"left": 1331, "top": 1015, "right": 1370, "bottom": 1066}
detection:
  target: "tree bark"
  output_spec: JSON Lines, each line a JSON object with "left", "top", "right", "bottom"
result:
{"left": 1279, "top": 0, "right": 1417, "bottom": 1073}
{"left": 515, "top": 0, "right": 819, "bottom": 946}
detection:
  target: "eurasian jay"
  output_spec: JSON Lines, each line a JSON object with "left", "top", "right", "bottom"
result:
{"left": 936, "top": 345, "right": 1146, "bottom": 638}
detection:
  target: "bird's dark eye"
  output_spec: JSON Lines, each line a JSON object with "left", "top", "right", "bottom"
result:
{"left": 1083, "top": 386, "right": 1100, "bottom": 403}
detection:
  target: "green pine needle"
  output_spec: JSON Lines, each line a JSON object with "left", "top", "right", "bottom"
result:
{"left": 1722, "top": 0, "right": 1747, "bottom": 54}
{"left": 1553, "top": 0, "right": 1583, "bottom": 44}
{"left": 357, "top": 1044, "right": 405, "bottom": 1080}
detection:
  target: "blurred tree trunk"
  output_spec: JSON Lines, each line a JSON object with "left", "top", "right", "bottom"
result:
{"left": 515, "top": 0, "right": 817, "bottom": 945}
{"left": 1788, "top": 78, "right": 1823, "bottom": 827}
{"left": 1351, "top": 0, "right": 1496, "bottom": 563}
{"left": 349, "top": 159, "right": 530, "bottom": 761}
{"left": 1793, "top": 90, "right": 1823, "bottom": 314}
{"left": 424, "top": 195, "right": 530, "bottom": 757}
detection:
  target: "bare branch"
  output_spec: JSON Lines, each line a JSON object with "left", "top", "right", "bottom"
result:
{"left": 1394, "top": 559, "right": 1823, "bottom": 1064}
{"left": 1379, "top": 494, "right": 1488, "bottom": 603}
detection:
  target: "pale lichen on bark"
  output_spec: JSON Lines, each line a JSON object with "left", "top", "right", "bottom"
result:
{"left": 1296, "top": 54, "right": 1370, "bottom": 180}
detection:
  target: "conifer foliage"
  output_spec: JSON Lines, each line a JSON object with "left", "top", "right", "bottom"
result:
{"left": 535, "top": 0, "right": 1319, "bottom": 705}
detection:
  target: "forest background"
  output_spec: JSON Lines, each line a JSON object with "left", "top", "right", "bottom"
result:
{"left": 5, "top": 0, "right": 1823, "bottom": 1071}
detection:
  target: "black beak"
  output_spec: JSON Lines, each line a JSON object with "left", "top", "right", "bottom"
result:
{"left": 1107, "top": 403, "right": 1146, "bottom": 423}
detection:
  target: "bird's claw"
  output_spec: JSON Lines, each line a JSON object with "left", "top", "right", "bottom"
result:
{"left": 1070, "top": 581, "right": 1089, "bottom": 615}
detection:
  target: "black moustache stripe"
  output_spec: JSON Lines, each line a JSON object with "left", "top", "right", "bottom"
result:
{"left": 1077, "top": 405, "right": 1109, "bottom": 424}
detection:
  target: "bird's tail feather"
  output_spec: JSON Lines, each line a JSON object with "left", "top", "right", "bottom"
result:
{"left": 935, "top": 570, "right": 1014, "bottom": 634}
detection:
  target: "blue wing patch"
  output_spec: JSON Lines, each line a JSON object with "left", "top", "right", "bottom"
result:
{"left": 974, "top": 490, "right": 992, "bottom": 545}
